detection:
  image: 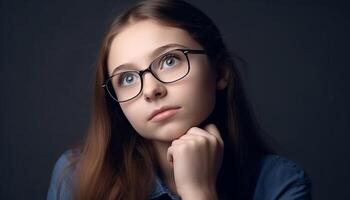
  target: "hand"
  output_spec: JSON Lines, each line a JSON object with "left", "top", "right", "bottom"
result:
{"left": 166, "top": 124, "right": 224, "bottom": 199}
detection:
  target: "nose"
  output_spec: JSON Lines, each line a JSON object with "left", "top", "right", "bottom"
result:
{"left": 142, "top": 73, "right": 167, "bottom": 102}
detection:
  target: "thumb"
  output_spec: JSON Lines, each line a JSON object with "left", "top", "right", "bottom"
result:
{"left": 167, "top": 146, "right": 174, "bottom": 164}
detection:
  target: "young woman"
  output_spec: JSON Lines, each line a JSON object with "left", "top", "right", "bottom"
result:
{"left": 47, "top": 0, "right": 311, "bottom": 199}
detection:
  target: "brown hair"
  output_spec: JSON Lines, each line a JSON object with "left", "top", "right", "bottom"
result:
{"left": 60, "top": 0, "right": 275, "bottom": 199}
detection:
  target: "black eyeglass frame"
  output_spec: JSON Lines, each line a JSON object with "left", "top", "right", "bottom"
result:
{"left": 102, "top": 48, "right": 206, "bottom": 103}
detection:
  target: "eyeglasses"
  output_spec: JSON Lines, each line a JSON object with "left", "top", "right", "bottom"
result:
{"left": 102, "top": 48, "right": 206, "bottom": 103}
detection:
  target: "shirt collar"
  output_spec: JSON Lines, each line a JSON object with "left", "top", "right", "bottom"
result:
{"left": 149, "top": 173, "right": 181, "bottom": 200}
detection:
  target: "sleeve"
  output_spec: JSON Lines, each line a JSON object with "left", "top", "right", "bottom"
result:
{"left": 253, "top": 155, "right": 312, "bottom": 200}
{"left": 47, "top": 149, "right": 76, "bottom": 200}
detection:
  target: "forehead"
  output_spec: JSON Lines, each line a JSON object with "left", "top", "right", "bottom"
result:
{"left": 107, "top": 19, "right": 202, "bottom": 73}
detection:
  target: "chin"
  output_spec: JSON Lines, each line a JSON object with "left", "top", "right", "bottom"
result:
{"left": 152, "top": 123, "right": 190, "bottom": 142}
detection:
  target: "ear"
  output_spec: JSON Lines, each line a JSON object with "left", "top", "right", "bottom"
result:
{"left": 216, "top": 65, "right": 230, "bottom": 90}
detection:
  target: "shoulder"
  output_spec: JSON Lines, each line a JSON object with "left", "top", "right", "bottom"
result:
{"left": 53, "top": 149, "right": 79, "bottom": 171}
{"left": 47, "top": 149, "right": 81, "bottom": 200}
{"left": 253, "top": 154, "right": 312, "bottom": 200}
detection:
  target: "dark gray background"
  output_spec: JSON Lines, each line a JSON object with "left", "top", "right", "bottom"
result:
{"left": 1, "top": 0, "right": 349, "bottom": 199}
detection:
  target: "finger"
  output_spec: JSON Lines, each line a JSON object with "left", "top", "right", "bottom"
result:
{"left": 167, "top": 146, "right": 174, "bottom": 163}
{"left": 184, "top": 126, "right": 220, "bottom": 145}
{"left": 177, "top": 133, "right": 205, "bottom": 140}
{"left": 203, "top": 124, "right": 224, "bottom": 146}
{"left": 176, "top": 135, "right": 209, "bottom": 148}
{"left": 180, "top": 129, "right": 211, "bottom": 141}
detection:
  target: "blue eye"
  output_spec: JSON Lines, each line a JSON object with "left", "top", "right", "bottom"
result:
{"left": 161, "top": 54, "right": 180, "bottom": 69}
{"left": 118, "top": 72, "right": 139, "bottom": 86}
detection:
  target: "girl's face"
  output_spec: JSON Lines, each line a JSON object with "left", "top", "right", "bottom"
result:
{"left": 108, "top": 19, "right": 223, "bottom": 142}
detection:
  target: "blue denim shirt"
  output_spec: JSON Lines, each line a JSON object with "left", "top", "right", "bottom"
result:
{"left": 47, "top": 149, "right": 311, "bottom": 200}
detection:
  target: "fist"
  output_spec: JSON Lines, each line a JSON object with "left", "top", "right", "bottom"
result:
{"left": 166, "top": 124, "right": 224, "bottom": 199}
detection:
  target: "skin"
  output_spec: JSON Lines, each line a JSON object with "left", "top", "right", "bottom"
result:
{"left": 108, "top": 19, "right": 228, "bottom": 200}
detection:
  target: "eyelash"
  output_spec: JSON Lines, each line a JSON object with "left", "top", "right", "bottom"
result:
{"left": 160, "top": 53, "right": 180, "bottom": 64}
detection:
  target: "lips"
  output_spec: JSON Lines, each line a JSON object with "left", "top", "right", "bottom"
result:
{"left": 148, "top": 106, "right": 181, "bottom": 121}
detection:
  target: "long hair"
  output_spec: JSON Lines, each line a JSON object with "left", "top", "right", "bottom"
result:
{"left": 60, "top": 0, "right": 276, "bottom": 199}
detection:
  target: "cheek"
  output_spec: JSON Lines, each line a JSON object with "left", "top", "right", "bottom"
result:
{"left": 193, "top": 66, "right": 217, "bottom": 103}
{"left": 119, "top": 104, "right": 146, "bottom": 133}
{"left": 181, "top": 69, "right": 217, "bottom": 123}
{"left": 194, "top": 81, "right": 216, "bottom": 111}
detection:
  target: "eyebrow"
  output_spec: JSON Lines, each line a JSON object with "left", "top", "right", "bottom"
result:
{"left": 110, "top": 43, "right": 188, "bottom": 75}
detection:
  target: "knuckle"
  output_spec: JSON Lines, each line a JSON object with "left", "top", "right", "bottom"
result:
{"left": 171, "top": 140, "right": 179, "bottom": 146}
{"left": 177, "top": 144, "right": 188, "bottom": 152}
{"left": 188, "top": 139, "right": 196, "bottom": 146}
{"left": 187, "top": 127, "right": 199, "bottom": 134}
{"left": 197, "top": 137, "right": 207, "bottom": 145}
{"left": 207, "top": 135, "right": 217, "bottom": 143}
